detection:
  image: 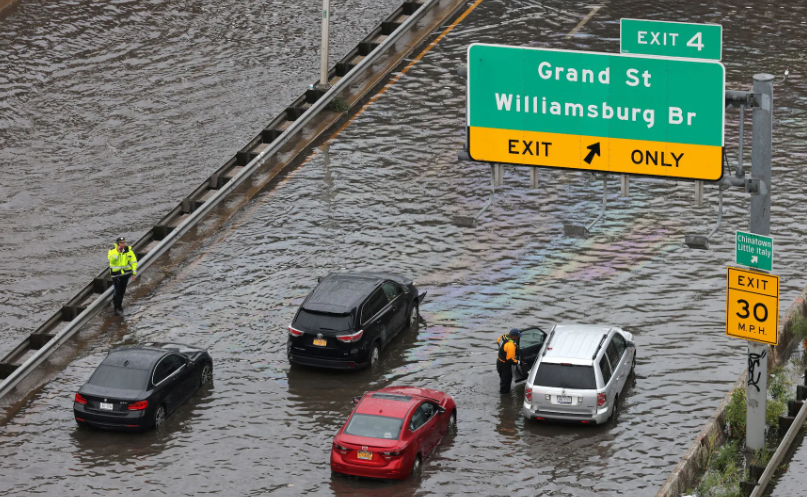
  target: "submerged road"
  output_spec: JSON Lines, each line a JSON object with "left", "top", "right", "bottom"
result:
{"left": 2, "top": 0, "right": 807, "bottom": 496}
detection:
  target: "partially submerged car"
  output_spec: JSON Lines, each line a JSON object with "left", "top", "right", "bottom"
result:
{"left": 288, "top": 272, "right": 425, "bottom": 369}
{"left": 74, "top": 343, "right": 213, "bottom": 431}
{"left": 330, "top": 386, "right": 457, "bottom": 479}
{"left": 520, "top": 324, "right": 636, "bottom": 425}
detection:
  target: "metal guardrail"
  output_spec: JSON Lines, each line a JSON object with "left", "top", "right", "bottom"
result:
{"left": 0, "top": 0, "right": 447, "bottom": 400}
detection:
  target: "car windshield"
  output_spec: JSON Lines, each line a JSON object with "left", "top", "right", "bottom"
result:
{"left": 344, "top": 414, "right": 403, "bottom": 440}
{"left": 295, "top": 310, "right": 352, "bottom": 332}
{"left": 88, "top": 365, "right": 150, "bottom": 390}
{"left": 534, "top": 363, "right": 596, "bottom": 390}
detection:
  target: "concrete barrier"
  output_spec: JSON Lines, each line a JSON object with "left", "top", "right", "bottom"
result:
{"left": 656, "top": 283, "right": 807, "bottom": 497}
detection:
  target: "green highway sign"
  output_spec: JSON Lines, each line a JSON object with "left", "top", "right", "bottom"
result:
{"left": 736, "top": 231, "right": 773, "bottom": 272}
{"left": 467, "top": 43, "right": 725, "bottom": 180}
{"left": 621, "top": 19, "right": 722, "bottom": 61}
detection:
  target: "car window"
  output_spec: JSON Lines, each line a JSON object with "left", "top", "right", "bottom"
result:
{"left": 409, "top": 406, "right": 426, "bottom": 431}
{"left": 612, "top": 333, "right": 627, "bottom": 357}
{"left": 88, "top": 365, "right": 150, "bottom": 390}
{"left": 599, "top": 356, "right": 612, "bottom": 385}
{"left": 294, "top": 310, "right": 352, "bottom": 332}
{"left": 344, "top": 414, "right": 404, "bottom": 440}
{"left": 605, "top": 341, "right": 621, "bottom": 370}
{"left": 534, "top": 363, "right": 596, "bottom": 389}
{"left": 519, "top": 327, "right": 546, "bottom": 349}
{"left": 153, "top": 355, "right": 184, "bottom": 385}
{"left": 381, "top": 281, "right": 402, "bottom": 302}
{"left": 361, "top": 288, "right": 389, "bottom": 323}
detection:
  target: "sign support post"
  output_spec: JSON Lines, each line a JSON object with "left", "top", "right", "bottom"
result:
{"left": 745, "top": 73, "right": 774, "bottom": 453}
{"left": 318, "top": 0, "right": 331, "bottom": 90}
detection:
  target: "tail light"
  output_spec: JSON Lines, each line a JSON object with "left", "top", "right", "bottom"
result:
{"left": 597, "top": 392, "right": 607, "bottom": 408}
{"left": 381, "top": 448, "right": 405, "bottom": 459}
{"left": 128, "top": 401, "right": 149, "bottom": 411}
{"left": 525, "top": 388, "right": 532, "bottom": 402}
{"left": 74, "top": 393, "right": 87, "bottom": 405}
{"left": 336, "top": 330, "right": 364, "bottom": 343}
{"left": 333, "top": 442, "right": 351, "bottom": 453}
{"left": 288, "top": 324, "right": 304, "bottom": 337}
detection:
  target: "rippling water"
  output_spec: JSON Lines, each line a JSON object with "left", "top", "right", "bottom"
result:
{"left": 2, "top": 0, "right": 807, "bottom": 495}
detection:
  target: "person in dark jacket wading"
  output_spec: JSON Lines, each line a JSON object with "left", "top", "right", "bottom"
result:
{"left": 497, "top": 328, "right": 521, "bottom": 394}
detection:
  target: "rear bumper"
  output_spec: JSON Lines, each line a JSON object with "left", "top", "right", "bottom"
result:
{"left": 288, "top": 352, "right": 370, "bottom": 370}
{"left": 74, "top": 404, "right": 149, "bottom": 431}
{"left": 522, "top": 404, "right": 610, "bottom": 425}
{"left": 330, "top": 451, "right": 409, "bottom": 480}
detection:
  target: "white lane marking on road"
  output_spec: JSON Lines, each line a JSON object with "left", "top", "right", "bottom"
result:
{"left": 565, "top": 5, "right": 603, "bottom": 39}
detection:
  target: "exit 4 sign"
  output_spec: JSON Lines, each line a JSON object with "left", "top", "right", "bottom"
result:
{"left": 621, "top": 19, "right": 722, "bottom": 61}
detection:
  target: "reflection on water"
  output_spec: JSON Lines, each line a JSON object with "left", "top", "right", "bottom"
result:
{"left": 2, "top": 0, "right": 807, "bottom": 495}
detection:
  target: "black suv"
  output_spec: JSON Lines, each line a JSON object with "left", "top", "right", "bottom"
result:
{"left": 287, "top": 272, "right": 425, "bottom": 370}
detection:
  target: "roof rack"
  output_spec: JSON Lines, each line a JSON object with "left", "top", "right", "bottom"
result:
{"left": 591, "top": 333, "right": 609, "bottom": 360}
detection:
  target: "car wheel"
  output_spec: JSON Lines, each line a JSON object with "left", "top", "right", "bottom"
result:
{"left": 200, "top": 363, "right": 213, "bottom": 386}
{"left": 448, "top": 410, "right": 457, "bottom": 433}
{"left": 411, "top": 454, "right": 422, "bottom": 477}
{"left": 153, "top": 405, "right": 167, "bottom": 429}
{"left": 409, "top": 303, "right": 419, "bottom": 332}
{"left": 370, "top": 344, "right": 380, "bottom": 368}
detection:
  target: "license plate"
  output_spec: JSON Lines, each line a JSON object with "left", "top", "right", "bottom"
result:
{"left": 99, "top": 402, "right": 114, "bottom": 410}
{"left": 357, "top": 451, "right": 372, "bottom": 460}
{"left": 313, "top": 338, "right": 327, "bottom": 346}
{"left": 557, "top": 396, "right": 572, "bottom": 405}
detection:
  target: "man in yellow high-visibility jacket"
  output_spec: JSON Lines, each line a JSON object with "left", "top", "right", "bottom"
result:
{"left": 497, "top": 329, "right": 521, "bottom": 394}
{"left": 108, "top": 237, "right": 137, "bottom": 316}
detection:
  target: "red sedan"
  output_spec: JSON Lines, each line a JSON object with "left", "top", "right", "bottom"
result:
{"left": 330, "top": 386, "right": 457, "bottom": 479}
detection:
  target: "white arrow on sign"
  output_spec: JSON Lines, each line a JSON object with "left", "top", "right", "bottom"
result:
{"left": 751, "top": 256, "right": 758, "bottom": 263}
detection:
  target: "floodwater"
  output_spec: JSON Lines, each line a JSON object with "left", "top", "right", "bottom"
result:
{"left": 2, "top": 0, "right": 807, "bottom": 496}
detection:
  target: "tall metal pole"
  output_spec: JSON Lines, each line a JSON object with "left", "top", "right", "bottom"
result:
{"left": 319, "top": 0, "right": 331, "bottom": 89}
{"left": 746, "top": 73, "right": 774, "bottom": 453}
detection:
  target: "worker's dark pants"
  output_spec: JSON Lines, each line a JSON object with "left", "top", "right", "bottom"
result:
{"left": 112, "top": 273, "right": 131, "bottom": 311}
{"left": 497, "top": 361, "right": 513, "bottom": 394}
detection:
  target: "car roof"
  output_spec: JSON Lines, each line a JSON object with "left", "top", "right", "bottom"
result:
{"left": 101, "top": 346, "right": 170, "bottom": 370}
{"left": 303, "top": 272, "right": 407, "bottom": 314}
{"left": 542, "top": 324, "right": 614, "bottom": 364}
{"left": 355, "top": 391, "right": 421, "bottom": 419}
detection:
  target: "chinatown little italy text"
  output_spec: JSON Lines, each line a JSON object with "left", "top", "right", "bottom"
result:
{"left": 493, "top": 62, "right": 699, "bottom": 129}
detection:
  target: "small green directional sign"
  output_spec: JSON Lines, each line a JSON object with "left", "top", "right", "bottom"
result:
{"left": 621, "top": 19, "right": 722, "bottom": 61}
{"left": 736, "top": 231, "right": 773, "bottom": 272}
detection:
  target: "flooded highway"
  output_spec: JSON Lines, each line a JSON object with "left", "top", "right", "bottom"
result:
{"left": 0, "top": 0, "right": 395, "bottom": 352}
{"left": 2, "top": 0, "right": 807, "bottom": 496}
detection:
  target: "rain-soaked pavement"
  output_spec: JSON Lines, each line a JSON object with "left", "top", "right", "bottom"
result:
{"left": 2, "top": 0, "right": 807, "bottom": 496}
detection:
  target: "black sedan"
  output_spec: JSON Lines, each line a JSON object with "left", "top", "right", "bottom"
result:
{"left": 288, "top": 272, "right": 426, "bottom": 370}
{"left": 73, "top": 342, "right": 212, "bottom": 431}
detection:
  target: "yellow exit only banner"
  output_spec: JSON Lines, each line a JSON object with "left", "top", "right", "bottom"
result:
{"left": 468, "top": 127, "right": 723, "bottom": 180}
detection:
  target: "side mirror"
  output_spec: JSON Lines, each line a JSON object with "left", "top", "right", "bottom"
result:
{"left": 437, "top": 406, "right": 446, "bottom": 414}
{"left": 353, "top": 396, "right": 362, "bottom": 404}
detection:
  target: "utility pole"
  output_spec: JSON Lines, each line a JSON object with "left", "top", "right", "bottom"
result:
{"left": 746, "top": 73, "right": 774, "bottom": 453}
{"left": 318, "top": 0, "right": 331, "bottom": 90}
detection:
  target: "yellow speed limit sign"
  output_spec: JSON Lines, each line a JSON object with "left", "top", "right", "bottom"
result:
{"left": 726, "top": 267, "right": 779, "bottom": 345}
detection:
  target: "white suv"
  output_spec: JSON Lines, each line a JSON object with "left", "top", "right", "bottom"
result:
{"left": 520, "top": 324, "right": 636, "bottom": 425}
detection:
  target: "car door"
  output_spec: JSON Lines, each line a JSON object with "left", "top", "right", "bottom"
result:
{"left": 380, "top": 280, "right": 408, "bottom": 341}
{"left": 360, "top": 288, "right": 391, "bottom": 347}
{"left": 514, "top": 327, "right": 548, "bottom": 383}
{"left": 410, "top": 402, "right": 440, "bottom": 456}
{"left": 610, "top": 333, "right": 630, "bottom": 392}
{"left": 152, "top": 355, "right": 185, "bottom": 413}
{"left": 604, "top": 339, "right": 622, "bottom": 402}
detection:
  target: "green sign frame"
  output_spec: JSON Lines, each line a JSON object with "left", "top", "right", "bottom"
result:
{"left": 736, "top": 231, "right": 773, "bottom": 272}
{"left": 467, "top": 43, "right": 725, "bottom": 180}
{"left": 621, "top": 19, "right": 722, "bottom": 61}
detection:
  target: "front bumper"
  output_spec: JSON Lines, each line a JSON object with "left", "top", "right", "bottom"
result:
{"left": 522, "top": 403, "right": 610, "bottom": 425}
{"left": 74, "top": 404, "right": 149, "bottom": 431}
